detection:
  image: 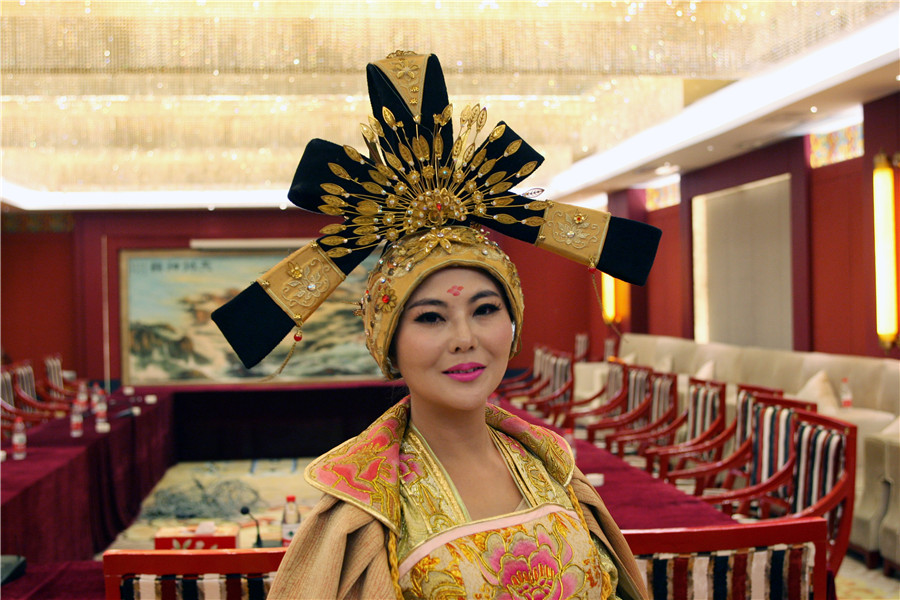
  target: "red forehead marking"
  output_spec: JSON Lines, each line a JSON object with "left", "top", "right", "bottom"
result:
{"left": 447, "top": 285, "right": 464, "bottom": 296}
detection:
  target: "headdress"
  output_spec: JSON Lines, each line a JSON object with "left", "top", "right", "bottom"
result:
{"left": 211, "top": 51, "right": 661, "bottom": 374}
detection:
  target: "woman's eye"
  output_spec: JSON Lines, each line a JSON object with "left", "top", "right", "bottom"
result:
{"left": 474, "top": 303, "right": 501, "bottom": 316}
{"left": 414, "top": 311, "right": 444, "bottom": 324}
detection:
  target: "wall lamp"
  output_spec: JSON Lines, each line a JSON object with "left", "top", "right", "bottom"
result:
{"left": 873, "top": 150, "right": 899, "bottom": 350}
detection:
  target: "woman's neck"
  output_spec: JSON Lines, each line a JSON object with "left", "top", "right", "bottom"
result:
{"left": 408, "top": 401, "right": 493, "bottom": 463}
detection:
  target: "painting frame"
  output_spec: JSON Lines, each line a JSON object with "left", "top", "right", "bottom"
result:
{"left": 119, "top": 246, "right": 382, "bottom": 385}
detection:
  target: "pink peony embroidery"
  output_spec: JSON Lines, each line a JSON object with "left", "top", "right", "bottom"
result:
{"left": 481, "top": 524, "right": 583, "bottom": 600}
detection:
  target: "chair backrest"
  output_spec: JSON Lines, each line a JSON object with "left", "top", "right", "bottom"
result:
{"left": 546, "top": 351, "right": 573, "bottom": 406}
{"left": 14, "top": 363, "right": 39, "bottom": 403}
{"left": 624, "top": 365, "right": 652, "bottom": 413}
{"left": 734, "top": 384, "right": 785, "bottom": 446}
{"left": 574, "top": 332, "right": 589, "bottom": 362}
{"left": 606, "top": 359, "right": 625, "bottom": 402}
{"left": 685, "top": 378, "right": 726, "bottom": 439}
{"left": 43, "top": 354, "right": 66, "bottom": 399}
{"left": 103, "top": 548, "right": 286, "bottom": 600}
{"left": 625, "top": 516, "right": 828, "bottom": 600}
{"left": 0, "top": 370, "right": 15, "bottom": 406}
{"left": 791, "top": 409, "right": 857, "bottom": 573}
{"left": 648, "top": 371, "right": 677, "bottom": 424}
{"left": 749, "top": 400, "right": 797, "bottom": 490}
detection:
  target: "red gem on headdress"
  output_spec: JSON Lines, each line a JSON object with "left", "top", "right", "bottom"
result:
{"left": 588, "top": 267, "right": 597, "bottom": 273}
{"left": 294, "top": 333, "right": 303, "bottom": 342}
{"left": 382, "top": 295, "right": 391, "bottom": 303}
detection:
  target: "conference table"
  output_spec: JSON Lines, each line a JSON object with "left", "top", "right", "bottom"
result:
{"left": 2, "top": 383, "right": 733, "bottom": 599}
{"left": 1, "top": 392, "right": 174, "bottom": 564}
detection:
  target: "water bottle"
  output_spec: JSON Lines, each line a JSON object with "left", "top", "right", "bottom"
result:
{"left": 839, "top": 377, "right": 853, "bottom": 408}
{"left": 281, "top": 495, "right": 300, "bottom": 547}
{"left": 70, "top": 403, "right": 84, "bottom": 438}
{"left": 12, "top": 417, "right": 26, "bottom": 460}
{"left": 95, "top": 394, "right": 109, "bottom": 433}
{"left": 76, "top": 382, "right": 89, "bottom": 416}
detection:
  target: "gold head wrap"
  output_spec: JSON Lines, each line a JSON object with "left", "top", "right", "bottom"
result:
{"left": 363, "top": 226, "right": 524, "bottom": 379}
{"left": 211, "top": 51, "right": 661, "bottom": 374}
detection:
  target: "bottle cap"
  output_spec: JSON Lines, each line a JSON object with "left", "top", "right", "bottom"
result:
{"left": 14, "top": 417, "right": 23, "bottom": 424}
{"left": 286, "top": 495, "right": 296, "bottom": 502}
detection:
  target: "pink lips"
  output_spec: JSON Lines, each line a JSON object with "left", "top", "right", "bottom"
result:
{"left": 443, "top": 362, "right": 486, "bottom": 382}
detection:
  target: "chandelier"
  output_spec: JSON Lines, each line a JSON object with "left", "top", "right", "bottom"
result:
{"left": 1, "top": 1, "right": 895, "bottom": 195}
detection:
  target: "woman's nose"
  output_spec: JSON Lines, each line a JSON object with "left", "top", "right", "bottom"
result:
{"left": 449, "top": 318, "right": 477, "bottom": 352}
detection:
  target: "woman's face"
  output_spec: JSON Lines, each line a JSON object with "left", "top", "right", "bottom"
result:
{"left": 393, "top": 267, "right": 514, "bottom": 415}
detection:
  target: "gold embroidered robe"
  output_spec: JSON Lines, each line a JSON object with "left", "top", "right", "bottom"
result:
{"left": 268, "top": 399, "right": 648, "bottom": 600}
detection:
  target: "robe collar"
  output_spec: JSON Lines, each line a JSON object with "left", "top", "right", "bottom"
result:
{"left": 304, "top": 397, "right": 575, "bottom": 533}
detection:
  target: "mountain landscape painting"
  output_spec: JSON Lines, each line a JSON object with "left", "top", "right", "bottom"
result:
{"left": 120, "top": 248, "right": 381, "bottom": 384}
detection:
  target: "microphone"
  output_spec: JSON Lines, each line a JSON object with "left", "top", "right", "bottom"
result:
{"left": 240, "top": 506, "right": 263, "bottom": 548}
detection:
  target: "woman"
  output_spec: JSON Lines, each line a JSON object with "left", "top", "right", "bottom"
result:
{"left": 210, "top": 52, "right": 659, "bottom": 599}
{"left": 264, "top": 225, "right": 646, "bottom": 599}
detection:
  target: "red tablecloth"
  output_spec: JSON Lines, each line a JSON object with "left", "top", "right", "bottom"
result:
{"left": 499, "top": 400, "right": 735, "bottom": 530}
{"left": 1, "top": 394, "right": 175, "bottom": 564}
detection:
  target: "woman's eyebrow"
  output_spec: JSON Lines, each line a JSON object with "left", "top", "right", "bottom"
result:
{"left": 470, "top": 289, "right": 502, "bottom": 303}
{"left": 405, "top": 298, "right": 447, "bottom": 310}
{"left": 406, "top": 288, "right": 499, "bottom": 310}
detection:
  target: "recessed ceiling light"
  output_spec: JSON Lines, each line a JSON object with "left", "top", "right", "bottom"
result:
{"left": 654, "top": 162, "right": 680, "bottom": 176}
{"left": 809, "top": 106, "right": 818, "bottom": 113}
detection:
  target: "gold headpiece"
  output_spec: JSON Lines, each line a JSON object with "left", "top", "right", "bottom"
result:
{"left": 212, "top": 52, "right": 661, "bottom": 371}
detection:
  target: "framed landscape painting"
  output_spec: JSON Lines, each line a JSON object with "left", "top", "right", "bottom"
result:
{"left": 119, "top": 248, "right": 381, "bottom": 384}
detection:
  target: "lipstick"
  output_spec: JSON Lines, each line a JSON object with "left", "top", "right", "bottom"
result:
{"left": 443, "top": 363, "right": 485, "bottom": 382}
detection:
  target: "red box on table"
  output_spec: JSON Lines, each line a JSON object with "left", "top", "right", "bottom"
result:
{"left": 154, "top": 524, "right": 239, "bottom": 549}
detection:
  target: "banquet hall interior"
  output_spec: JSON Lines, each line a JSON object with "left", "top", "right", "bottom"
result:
{"left": 1, "top": 1, "right": 899, "bottom": 598}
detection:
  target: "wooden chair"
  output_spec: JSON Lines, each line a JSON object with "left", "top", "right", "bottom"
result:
{"left": 603, "top": 378, "right": 727, "bottom": 471}
{"left": 703, "top": 409, "right": 857, "bottom": 574}
{"left": 625, "top": 516, "right": 828, "bottom": 600}
{"left": 1, "top": 370, "right": 56, "bottom": 423}
{"left": 569, "top": 365, "right": 654, "bottom": 444}
{"left": 499, "top": 346, "right": 552, "bottom": 400}
{"left": 498, "top": 345, "right": 547, "bottom": 392}
{"left": 103, "top": 548, "right": 286, "bottom": 600}
{"left": 520, "top": 352, "right": 574, "bottom": 424}
{"left": 557, "top": 359, "right": 627, "bottom": 427}
{"left": 7, "top": 363, "right": 70, "bottom": 416}
{"left": 655, "top": 387, "right": 802, "bottom": 489}
{"left": 37, "top": 353, "right": 84, "bottom": 402}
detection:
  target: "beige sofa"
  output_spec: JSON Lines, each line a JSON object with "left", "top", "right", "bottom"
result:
{"left": 611, "top": 333, "right": 900, "bottom": 565}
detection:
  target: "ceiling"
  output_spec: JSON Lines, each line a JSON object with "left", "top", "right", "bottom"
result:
{"left": 1, "top": 1, "right": 898, "bottom": 211}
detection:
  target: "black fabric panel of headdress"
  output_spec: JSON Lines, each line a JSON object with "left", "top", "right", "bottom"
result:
{"left": 211, "top": 282, "right": 295, "bottom": 369}
{"left": 597, "top": 216, "right": 662, "bottom": 286}
{"left": 366, "top": 54, "right": 453, "bottom": 163}
{"left": 465, "top": 120, "right": 546, "bottom": 242}
{"left": 210, "top": 233, "right": 373, "bottom": 369}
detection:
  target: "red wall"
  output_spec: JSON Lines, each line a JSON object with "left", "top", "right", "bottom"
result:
{"left": 646, "top": 205, "right": 684, "bottom": 338}
{"left": 1, "top": 230, "right": 78, "bottom": 367}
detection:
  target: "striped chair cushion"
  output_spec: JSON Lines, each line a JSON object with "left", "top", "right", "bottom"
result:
{"left": 793, "top": 422, "right": 846, "bottom": 536}
{"left": 686, "top": 384, "right": 720, "bottom": 440}
{"left": 14, "top": 365, "right": 38, "bottom": 402}
{"left": 44, "top": 355, "right": 66, "bottom": 399}
{"left": 635, "top": 542, "right": 816, "bottom": 600}
{"left": 734, "top": 390, "right": 757, "bottom": 447}
{"left": 607, "top": 362, "right": 624, "bottom": 402}
{"left": 626, "top": 368, "right": 651, "bottom": 413}
{"left": 1, "top": 372, "right": 14, "bottom": 405}
{"left": 750, "top": 404, "right": 794, "bottom": 491}
{"left": 649, "top": 374, "right": 675, "bottom": 424}
{"left": 119, "top": 572, "right": 275, "bottom": 600}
